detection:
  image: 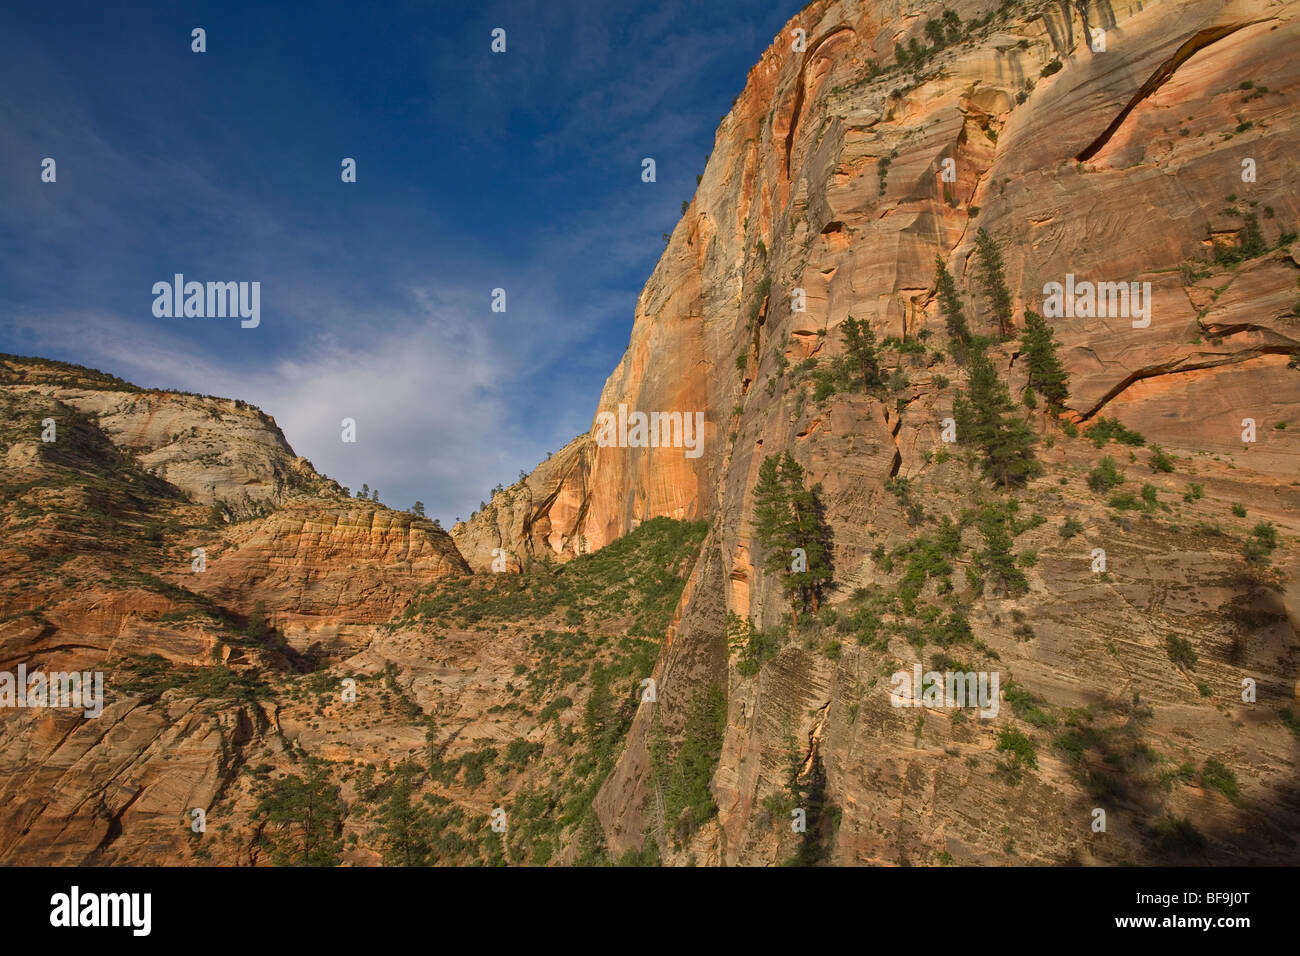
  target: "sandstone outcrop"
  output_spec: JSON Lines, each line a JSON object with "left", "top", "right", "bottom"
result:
{"left": 3, "top": 0, "right": 1300, "bottom": 867}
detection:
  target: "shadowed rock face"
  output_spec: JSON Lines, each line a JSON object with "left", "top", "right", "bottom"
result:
{"left": 3, "top": 0, "right": 1300, "bottom": 867}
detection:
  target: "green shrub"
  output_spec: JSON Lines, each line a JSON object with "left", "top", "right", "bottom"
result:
{"left": 1200, "top": 757, "right": 1240, "bottom": 802}
{"left": 1165, "top": 635, "right": 1197, "bottom": 670}
{"left": 1242, "top": 521, "right": 1278, "bottom": 565}
{"left": 995, "top": 728, "right": 1038, "bottom": 783}
{"left": 1153, "top": 815, "right": 1206, "bottom": 855}
{"left": 1085, "top": 417, "right": 1145, "bottom": 448}
{"left": 1087, "top": 456, "right": 1124, "bottom": 493}
{"left": 1148, "top": 444, "right": 1175, "bottom": 472}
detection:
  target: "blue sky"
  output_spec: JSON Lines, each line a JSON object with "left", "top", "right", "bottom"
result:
{"left": 0, "top": 0, "right": 796, "bottom": 522}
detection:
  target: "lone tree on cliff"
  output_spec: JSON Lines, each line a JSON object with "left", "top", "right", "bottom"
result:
{"left": 934, "top": 254, "right": 972, "bottom": 360}
{"left": 973, "top": 227, "right": 1015, "bottom": 339}
{"left": 838, "top": 315, "right": 885, "bottom": 394}
{"left": 953, "top": 345, "right": 1040, "bottom": 489}
{"left": 1019, "top": 309, "right": 1070, "bottom": 411}
{"left": 752, "top": 453, "right": 833, "bottom": 623}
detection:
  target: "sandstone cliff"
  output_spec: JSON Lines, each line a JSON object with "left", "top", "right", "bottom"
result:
{"left": 0, "top": 355, "right": 468, "bottom": 863}
{"left": 572, "top": 0, "right": 1300, "bottom": 864}
{"left": 3, "top": 0, "right": 1300, "bottom": 868}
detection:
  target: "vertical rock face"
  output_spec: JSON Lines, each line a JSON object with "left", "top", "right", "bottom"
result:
{"left": 4, "top": 0, "right": 1300, "bottom": 868}
{"left": 485, "top": 0, "right": 1300, "bottom": 862}
{"left": 466, "top": 0, "right": 1300, "bottom": 576}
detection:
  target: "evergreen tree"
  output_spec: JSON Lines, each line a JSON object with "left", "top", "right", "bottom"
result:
{"left": 574, "top": 809, "right": 608, "bottom": 866}
{"left": 753, "top": 455, "right": 793, "bottom": 577}
{"left": 1019, "top": 309, "right": 1070, "bottom": 410}
{"left": 934, "top": 254, "right": 972, "bottom": 358}
{"left": 381, "top": 762, "right": 432, "bottom": 866}
{"left": 924, "top": 18, "right": 946, "bottom": 48}
{"left": 751, "top": 454, "right": 834, "bottom": 623}
{"left": 582, "top": 663, "right": 616, "bottom": 762}
{"left": 973, "top": 227, "right": 1014, "bottom": 338}
{"left": 410, "top": 501, "right": 426, "bottom": 517}
{"left": 974, "top": 503, "right": 1027, "bottom": 595}
{"left": 954, "top": 345, "right": 1040, "bottom": 488}
{"left": 781, "top": 454, "right": 833, "bottom": 615}
{"left": 245, "top": 600, "right": 269, "bottom": 640}
{"left": 372, "top": 489, "right": 379, "bottom": 502}
{"left": 256, "top": 758, "right": 345, "bottom": 866}
{"left": 358, "top": 483, "right": 369, "bottom": 499}
{"left": 983, "top": 414, "right": 1041, "bottom": 489}
{"left": 786, "top": 749, "right": 838, "bottom": 867}
{"left": 839, "top": 315, "right": 884, "bottom": 393}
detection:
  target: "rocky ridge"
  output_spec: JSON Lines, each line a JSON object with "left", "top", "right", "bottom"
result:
{"left": 2, "top": 0, "right": 1300, "bottom": 866}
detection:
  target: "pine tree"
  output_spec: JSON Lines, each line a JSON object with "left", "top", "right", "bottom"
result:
{"left": 574, "top": 809, "right": 608, "bottom": 866}
{"left": 787, "top": 749, "right": 837, "bottom": 866}
{"left": 973, "top": 228, "right": 1014, "bottom": 338}
{"left": 751, "top": 454, "right": 834, "bottom": 623}
{"left": 256, "top": 758, "right": 345, "bottom": 866}
{"left": 975, "top": 503, "right": 1028, "bottom": 595}
{"left": 358, "top": 483, "right": 369, "bottom": 499}
{"left": 753, "top": 455, "right": 801, "bottom": 621}
{"left": 955, "top": 345, "right": 1040, "bottom": 489}
{"left": 245, "top": 600, "right": 269, "bottom": 640}
{"left": 839, "top": 315, "right": 884, "bottom": 393}
{"left": 381, "top": 762, "right": 432, "bottom": 866}
{"left": 753, "top": 455, "right": 793, "bottom": 577}
{"left": 1019, "top": 309, "right": 1069, "bottom": 410}
{"left": 1238, "top": 212, "right": 1267, "bottom": 260}
{"left": 583, "top": 663, "right": 615, "bottom": 759}
{"left": 958, "top": 347, "right": 1004, "bottom": 451}
{"left": 410, "top": 501, "right": 426, "bottom": 517}
{"left": 935, "top": 254, "right": 972, "bottom": 358}
{"left": 983, "top": 414, "right": 1041, "bottom": 489}
{"left": 781, "top": 454, "right": 833, "bottom": 615}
